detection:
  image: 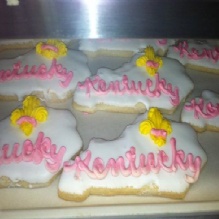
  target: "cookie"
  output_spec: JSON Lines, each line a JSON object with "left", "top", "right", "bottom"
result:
{"left": 0, "top": 39, "right": 73, "bottom": 52}
{"left": 0, "top": 39, "right": 91, "bottom": 102}
{"left": 181, "top": 90, "right": 219, "bottom": 132}
{"left": 73, "top": 47, "right": 194, "bottom": 114}
{"left": 0, "top": 96, "right": 82, "bottom": 188}
{"left": 58, "top": 108, "right": 207, "bottom": 201}
{"left": 167, "top": 40, "right": 219, "bottom": 74}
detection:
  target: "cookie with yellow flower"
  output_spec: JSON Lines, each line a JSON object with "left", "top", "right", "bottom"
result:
{"left": 73, "top": 46, "right": 194, "bottom": 114}
{"left": 0, "top": 38, "right": 74, "bottom": 52}
{"left": 58, "top": 108, "right": 207, "bottom": 201}
{"left": 0, "top": 39, "right": 91, "bottom": 102}
{"left": 0, "top": 96, "right": 82, "bottom": 188}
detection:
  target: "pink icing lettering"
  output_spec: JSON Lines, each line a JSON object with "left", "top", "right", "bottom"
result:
{"left": 78, "top": 76, "right": 98, "bottom": 97}
{"left": 184, "top": 98, "right": 219, "bottom": 119}
{"left": 125, "top": 147, "right": 142, "bottom": 176}
{"left": 186, "top": 156, "right": 202, "bottom": 183}
{"left": 157, "top": 150, "right": 171, "bottom": 172}
{"left": 0, "top": 132, "right": 66, "bottom": 173}
{"left": 174, "top": 41, "right": 219, "bottom": 63}
{"left": 78, "top": 73, "right": 180, "bottom": 106}
{"left": 0, "top": 59, "right": 73, "bottom": 88}
{"left": 11, "top": 143, "right": 22, "bottom": 163}
{"left": 1, "top": 145, "right": 13, "bottom": 164}
{"left": 64, "top": 137, "right": 202, "bottom": 183}
{"left": 108, "top": 80, "right": 125, "bottom": 95}
{"left": 22, "top": 140, "right": 35, "bottom": 162}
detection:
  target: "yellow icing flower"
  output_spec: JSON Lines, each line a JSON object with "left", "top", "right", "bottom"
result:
{"left": 20, "top": 122, "right": 34, "bottom": 137}
{"left": 36, "top": 39, "right": 67, "bottom": 59}
{"left": 10, "top": 108, "right": 25, "bottom": 125}
{"left": 10, "top": 96, "right": 48, "bottom": 136}
{"left": 23, "top": 95, "right": 41, "bottom": 109}
{"left": 136, "top": 46, "right": 163, "bottom": 76}
{"left": 32, "top": 107, "right": 48, "bottom": 122}
{"left": 139, "top": 108, "right": 172, "bottom": 147}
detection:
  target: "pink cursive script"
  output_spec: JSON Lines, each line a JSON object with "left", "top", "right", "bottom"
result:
{"left": 184, "top": 98, "right": 219, "bottom": 119}
{"left": 0, "top": 132, "right": 66, "bottom": 173}
{"left": 64, "top": 138, "right": 202, "bottom": 184}
{"left": 174, "top": 41, "right": 219, "bottom": 63}
{"left": 0, "top": 59, "right": 73, "bottom": 88}
{"left": 78, "top": 73, "right": 180, "bottom": 106}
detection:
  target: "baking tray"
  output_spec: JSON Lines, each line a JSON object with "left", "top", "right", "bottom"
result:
{"left": 0, "top": 49, "right": 219, "bottom": 219}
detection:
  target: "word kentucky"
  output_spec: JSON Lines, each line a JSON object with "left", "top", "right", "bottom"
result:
{"left": 78, "top": 73, "right": 180, "bottom": 106}
{"left": 64, "top": 138, "right": 202, "bottom": 184}
{"left": 0, "top": 59, "right": 73, "bottom": 87}
{"left": 0, "top": 132, "right": 66, "bottom": 173}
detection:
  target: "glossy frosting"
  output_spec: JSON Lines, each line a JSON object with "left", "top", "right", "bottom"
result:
{"left": 73, "top": 55, "right": 194, "bottom": 112}
{"left": 181, "top": 90, "right": 219, "bottom": 130}
{"left": 59, "top": 112, "right": 207, "bottom": 199}
{"left": 0, "top": 107, "right": 82, "bottom": 186}
{"left": 0, "top": 49, "right": 91, "bottom": 101}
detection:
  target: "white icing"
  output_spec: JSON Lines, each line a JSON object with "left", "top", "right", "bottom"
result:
{"left": 73, "top": 55, "right": 194, "bottom": 112}
{"left": 167, "top": 41, "right": 219, "bottom": 70}
{"left": 58, "top": 113, "right": 207, "bottom": 196}
{"left": 6, "top": 0, "right": 19, "bottom": 6}
{"left": 0, "top": 108, "right": 82, "bottom": 185}
{"left": 0, "top": 49, "right": 91, "bottom": 101}
{"left": 181, "top": 90, "right": 219, "bottom": 129}
{"left": 79, "top": 39, "right": 175, "bottom": 54}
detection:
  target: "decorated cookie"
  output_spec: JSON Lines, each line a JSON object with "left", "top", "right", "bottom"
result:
{"left": 58, "top": 108, "right": 207, "bottom": 201}
{"left": 0, "top": 96, "right": 82, "bottom": 188}
{"left": 73, "top": 47, "right": 194, "bottom": 114}
{"left": 167, "top": 40, "right": 219, "bottom": 74}
{"left": 79, "top": 39, "right": 175, "bottom": 57}
{"left": 181, "top": 90, "right": 219, "bottom": 132}
{"left": 0, "top": 39, "right": 73, "bottom": 52}
{"left": 0, "top": 39, "right": 91, "bottom": 102}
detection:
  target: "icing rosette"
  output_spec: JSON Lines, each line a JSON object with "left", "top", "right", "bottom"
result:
{"left": 10, "top": 96, "right": 48, "bottom": 136}
{"left": 31, "top": 107, "right": 48, "bottom": 122}
{"left": 36, "top": 39, "right": 67, "bottom": 59}
{"left": 0, "top": 96, "right": 83, "bottom": 188}
{"left": 136, "top": 46, "right": 163, "bottom": 76}
{"left": 22, "top": 95, "right": 41, "bottom": 109}
{"left": 139, "top": 108, "right": 172, "bottom": 147}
